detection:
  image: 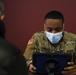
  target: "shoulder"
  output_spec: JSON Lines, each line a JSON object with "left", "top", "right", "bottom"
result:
{"left": 32, "top": 31, "right": 45, "bottom": 37}
{"left": 31, "top": 31, "right": 46, "bottom": 41}
{"left": 0, "top": 38, "right": 20, "bottom": 54}
{"left": 64, "top": 31, "right": 76, "bottom": 39}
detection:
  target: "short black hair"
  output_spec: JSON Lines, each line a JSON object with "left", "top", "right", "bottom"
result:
{"left": 44, "top": 10, "right": 64, "bottom": 23}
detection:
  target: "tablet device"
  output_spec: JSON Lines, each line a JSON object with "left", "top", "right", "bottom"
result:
{"left": 33, "top": 52, "right": 72, "bottom": 75}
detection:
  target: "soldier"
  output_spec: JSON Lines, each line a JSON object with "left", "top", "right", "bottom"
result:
{"left": 24, "top": 10, "right": 76, "bottom": 75}
{"left": 0, "top": 0, "right": 5, "bottom": 20}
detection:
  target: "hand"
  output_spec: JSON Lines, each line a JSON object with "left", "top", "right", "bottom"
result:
{"left": 62, "top": 62, "right": 76, "bottom": 75}
{"left": 29, "top": 63, "right": 36, "bottom": 73}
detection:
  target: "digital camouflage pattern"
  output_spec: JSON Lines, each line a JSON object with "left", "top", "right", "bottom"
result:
{"left": 23, "top": 31, "right": 76, "bottom": 65}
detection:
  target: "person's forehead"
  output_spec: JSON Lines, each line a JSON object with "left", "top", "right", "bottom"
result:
{"left": 44, "top": 19, "right": 63, "bottom": 27}
{"left": 45, "top": 18, "right": 63, "bottom": 24}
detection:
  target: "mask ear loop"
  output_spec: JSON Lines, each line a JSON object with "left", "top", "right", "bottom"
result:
{"left": 62, "top": 23, "right": 65, "bottom": 37}
{"left": 63, "top": 23, "right": 65, "bottom": 32}
{"left": 44, "top": 24, "right": 47, "bottom": 33}
{"left": 61, "top": 23, "right": 65, "bottom": 37}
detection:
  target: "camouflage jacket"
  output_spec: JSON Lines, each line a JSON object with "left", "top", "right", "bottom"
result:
{"left": 23, "top": 31, "right": 76, "bottom": 65}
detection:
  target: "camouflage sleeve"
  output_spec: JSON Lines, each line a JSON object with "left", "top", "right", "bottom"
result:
{"left": 23, "top": 33, "right": 38, "bottom": 66}
{"left": 66, "top": 32, "right": 76, "bottom": 64}
{"left": 73, "top": 40, "right": 76, "bottom": 65}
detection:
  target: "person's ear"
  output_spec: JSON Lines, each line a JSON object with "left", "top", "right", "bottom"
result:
{"left": 0, "top": 14, "right": 5, "bottom": 20}
{"left": 63, "top": 23, "right": 65, "bottom": 31}
{"left": 44, "top": 24, "right": 46, "bottom": 30}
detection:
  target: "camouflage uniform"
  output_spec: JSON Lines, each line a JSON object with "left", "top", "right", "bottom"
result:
{"left": 24, "top": 31, "right": 76, "bottom": 65}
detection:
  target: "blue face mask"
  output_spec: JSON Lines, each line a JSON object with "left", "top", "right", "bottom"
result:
{"left": 45, "top": 31, "right": 63, "bottom": 44}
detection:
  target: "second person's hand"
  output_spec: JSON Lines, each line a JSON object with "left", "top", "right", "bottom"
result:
{"left": 29, "top": 63, "right": 36, "bottom": 73}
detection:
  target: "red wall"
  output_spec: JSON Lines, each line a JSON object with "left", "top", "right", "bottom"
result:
{"left": 3, "top": 0, "right": 76, "bottom": 53}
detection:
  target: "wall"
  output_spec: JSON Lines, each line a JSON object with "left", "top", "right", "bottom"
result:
{"left": 3, "top": 0, "right": 76, "bottom": 53}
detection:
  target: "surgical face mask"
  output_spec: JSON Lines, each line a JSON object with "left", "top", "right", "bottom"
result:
{"left": 45, "top": 31, "right": 63, "bottom": 44}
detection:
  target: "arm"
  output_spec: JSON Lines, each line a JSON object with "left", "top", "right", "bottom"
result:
{"left": 9, "top": 52, "right": 28, "bottom": 75}
{"left": 62, "top": 62, "right": 76, "bottom": 75}
{"left": 23, "top": 34, "right": 38, "bottom": 73}
{"left": 62, "top": 40, "right": 76, "bottom": 75}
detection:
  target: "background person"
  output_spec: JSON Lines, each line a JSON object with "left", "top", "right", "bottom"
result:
{"left": 0, "top": 0, "right": 5, "bottom": 20}
{"left": 0, "top": 20, "right": 28, "bottom": 75}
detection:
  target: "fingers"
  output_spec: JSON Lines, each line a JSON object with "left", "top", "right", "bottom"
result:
{"left": 29, "top": 63, "right": 36, "bottom": 73}
{"left": 64, "top": 66, "right": 75, "bottom": 70}
{"left": 62, "top": 68, "right": 76, "bottom": 74}
{"left": 70, "top": 71, "right": 76, "bottom": 75}
{"left": 68, "top": 62, "right": 74, "bottom": 65}
{"left": 62, "top": 62, "right": 76, "bottom": 75}
{"left": 62, "top": 71, "right": 76, "bottom": 75}
{"left": 64, "top": 62, "right": 75, "bottom": 70}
